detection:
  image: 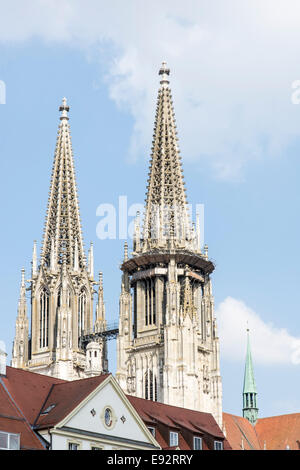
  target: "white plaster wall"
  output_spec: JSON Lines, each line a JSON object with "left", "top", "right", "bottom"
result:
{"left": 51, "top": 432, "right": 131, "bottom": 450}
{"left": 63, "top": 381, "right": 151, "bottom": 444}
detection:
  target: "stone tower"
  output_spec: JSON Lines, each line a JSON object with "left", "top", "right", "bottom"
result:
{"left": 243, "top": 329, "right": 258, "bottom": 425}
{"left": 12, "top": 99, "right": 107, "bottom": 381}
{"left": 116, "top": 63, "right": 222, "bottom": 426}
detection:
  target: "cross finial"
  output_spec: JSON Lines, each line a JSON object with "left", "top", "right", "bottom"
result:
{"left": 59, "top": 97, "right": 69, "bottom": 120}
{"left": 159, "top": 61, "right": 170, "bottom": 87}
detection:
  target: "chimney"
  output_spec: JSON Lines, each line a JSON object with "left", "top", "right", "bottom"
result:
{"left": 0, "top": 341, "right": 7, "bottom": 376}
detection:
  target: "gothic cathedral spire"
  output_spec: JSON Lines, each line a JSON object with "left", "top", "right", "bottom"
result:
{"left": 141, "top": 62, "right": 195, "bottom": 251}
{"left": 41, "top": 98, "right": 85, "bottom": 269}
{"left": 12, "top": 99, "right": 107, "bottom": 380}
{"left": 117, "top": 63, "right": 222, "bottom": 427}
{"left": 243, "top": 329, "right": 258, "bottom": 425}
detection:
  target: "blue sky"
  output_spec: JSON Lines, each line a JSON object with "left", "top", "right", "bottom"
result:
{"left": 1, "top": 0, "right": 300, "bottom": 419}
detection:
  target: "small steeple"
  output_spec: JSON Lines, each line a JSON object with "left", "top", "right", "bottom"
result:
{"left": 243, "top": 328, "right": 258, "bottom": 425}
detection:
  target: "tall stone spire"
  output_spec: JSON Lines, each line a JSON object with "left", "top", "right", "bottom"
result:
{"left": 243, "top": 329, "right": 258, "bottom": 425}
{"left": 41, "top": 97, "right": 85, "bottom": 269}
{"left": 141, "top": 62, "right": 193, "bottom": 252}
{"left": 12, "top": 99, "right": 107, "bottom": 381}
{"left": 117, "top": 63, "right": 222, "bottom": 427}
{"left": 11, "top": 269, "right": 29, "bottom": 369}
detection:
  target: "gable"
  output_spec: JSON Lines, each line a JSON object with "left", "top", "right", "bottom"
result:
{"left": 58, "top": 380, "right": 157, "bottom": 447}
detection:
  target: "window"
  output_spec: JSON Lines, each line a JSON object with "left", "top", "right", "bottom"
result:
{"left": 144, "top": 279, "right": 156, "bottom": 326}
{"left": 0, "top": 431, "right": 20, "bottom": 450}
{"left": 41, "top": 404, "right": 56, "bottom": 415}
{"left": 214, "top": 441, "right": 223, "bottom": 450}
{"left": 39, "top": 288, "right": 49, "bottom": 348}
{"left": 91, "top": 446, "right": 102, "bottom": 450}
{"left": 68, "top": 442, "right": 80, "bottom": 450}
{"left": 144, "top": 370, "right": 158, "bottom": 401}
{"left": 193, "top": 436, "right": 202, "bottom": 450}
{"left": 78, "top": 289, "right": 87, "bottom": 336}
{"left": 148, "top": 427, "right": 156, "bottom": 437}
{"left": 169, "top": 431, "right": 178, "bottom": 447}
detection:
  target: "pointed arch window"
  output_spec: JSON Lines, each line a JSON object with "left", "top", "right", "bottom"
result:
{"left": 144, "top": 279, "right": 156, "bottom": 326}
{"left": 78, "top": 288, "right": 87, "bottom": 336}
{"left": 39, "top": 288, "right": 49, "bottom": 348}
{"left": 144, "top": 369, "right": 158, "bottom": 401}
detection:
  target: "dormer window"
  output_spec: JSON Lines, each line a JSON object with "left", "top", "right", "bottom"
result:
{"left": 193, "top": 436, "right": 202, "bottom": 450}
{"left": 41, "top": 403, "right": 56, "bottom": 415}
{"left": 148, "top": 426, "right": 156, "bottom": 437}
{"left": 214, "top": 440, "right": 223, "bottom": 450}
{"left": 0, "top": 431, "right": 20, "bottom": 450}
{"left": 169, "top": 431, "right": 178, "bottom": 447}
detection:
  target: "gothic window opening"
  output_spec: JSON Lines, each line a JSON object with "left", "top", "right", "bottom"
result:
{"left": 144, "top": 369, "right": 158, "bottom": 402}
{"left": 39, "top": 288, "right": 49, "bottom": 349}
{"left": 78, "top": 288, "right": 87, "bottom": 337}
{"left": 144, "top": 279, "right": 156, "bottom": 327}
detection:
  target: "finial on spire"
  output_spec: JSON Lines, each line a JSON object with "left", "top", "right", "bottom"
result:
{"left": 21, "top": 268, "right": 25, "bottom": 288}
{"left": 159, "top": 61, "right": 170, "bottom": 87}
{"left": 88, "top": 242, "right": 94, "bottom": 279}
{"left": 59, "top": 97, "right": 69, "bottom": 120}
{"left": 32, "top": 240, "right": 37, "bottom": 277}
{"left": 17, "top": 267, "right": 27, "bottom": 318}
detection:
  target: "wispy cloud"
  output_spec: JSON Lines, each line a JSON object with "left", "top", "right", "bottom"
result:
{"left": 216, "top": 296, "right": 300, "bottom": 366}
{"left": 1, "top": 1, "right": 300, "bottom": 179}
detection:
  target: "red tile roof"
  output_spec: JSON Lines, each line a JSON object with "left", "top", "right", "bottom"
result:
{"left": 128, "top": 395, "right": 231, "bottom": 450}
{"left": 2, "top": 367, "right": 64, "bottom": 425}
{"left": 222, "top": 412, "right": 261, "bottom": 450}
{"left": 255, "top": 413, "right": 300, "bottom": 450}
{"left": 0, "top": 375, "right": 44, "bottom": 450}
{"left": 2, "top": 367, "right": 109, "bottom": 430}
{"left": 34, "top": 374, "right": 110, "bottom": 429}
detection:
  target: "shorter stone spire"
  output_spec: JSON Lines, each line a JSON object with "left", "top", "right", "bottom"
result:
{"left": 95, "top": 271, "right": 106, "bottom": 332}
{"left": 11, "top": 269, "right": 29, "bottom": 369}
{"left": 18, "top": 268, "right": 27, "bottom": 315}
{"left": 243, "top": 328, "right": 258, "bottom": 425}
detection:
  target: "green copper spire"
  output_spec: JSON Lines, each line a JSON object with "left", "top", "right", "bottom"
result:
{"left": 242, "top": 329, "right": 258, "bottom": 425}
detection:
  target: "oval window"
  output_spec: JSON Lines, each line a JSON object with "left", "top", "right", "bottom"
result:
{"left": 104, "top": 408, "right": 113, "bottom": 427}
